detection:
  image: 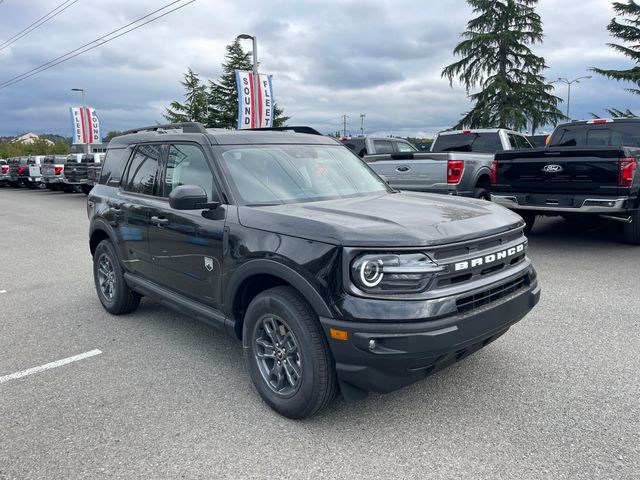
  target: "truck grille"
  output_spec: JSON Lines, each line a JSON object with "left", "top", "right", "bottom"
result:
{"left": 456, "top": 275, "right": 528, "bottom": 314}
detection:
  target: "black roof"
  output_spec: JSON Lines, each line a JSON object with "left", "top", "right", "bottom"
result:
{"left": 109, "top": 123, "right": 339, "bottom": 147}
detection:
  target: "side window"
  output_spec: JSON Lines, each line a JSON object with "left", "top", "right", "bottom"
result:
{"left": 507, "top": 134, "right": 518, "bottom": 150}
{"left": 395, "top": 141, "right": 416, "bottom": 153}
{"left": 99, "top": 147, "right": 131, "bottom": 185}
{"left": 123, "top": 144, "right": 161, "bottom": 195}
{"left": 163, "top": 144, "right": 216, "bottom": 201}
{"left": 373, "top": 140, "right": 393, "bottom": 154}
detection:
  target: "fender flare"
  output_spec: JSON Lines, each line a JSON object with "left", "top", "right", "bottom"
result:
{"left": 89, "top": 218, "right": 118, "bottom": 255}
{"left": 224, "top": 259, "right": 334, "bottom": 322}
{"left": 472, "top": 166, "right": 492, "bottom": 188}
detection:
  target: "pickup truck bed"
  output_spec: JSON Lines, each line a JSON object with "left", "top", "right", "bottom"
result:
{"left": 491, "top": 119, "right": 640, "bottom": 243}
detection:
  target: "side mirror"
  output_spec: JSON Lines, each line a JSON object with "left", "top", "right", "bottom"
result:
{"left": 169, "top": 185, "right": 220, "bottom": 210}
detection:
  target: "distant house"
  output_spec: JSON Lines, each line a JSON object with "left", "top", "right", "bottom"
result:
{"left": 13, "top": 132, "right": 54, "bottom": 146}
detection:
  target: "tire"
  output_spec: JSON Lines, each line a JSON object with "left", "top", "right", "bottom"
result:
{"left": 81, "top": 184, "right": 92, "bottom": 195}
{"left": 623, "top": 209, "right": 640, "bottom": 245}
{"left": 519, "top": 211, "right": 536, "bottom": 235}
{"left": 473, "top": 187, "right": 490, "bottom": 201}
{"left": 243, "top": 286, "right": 337, "bottom": 419}
{"left": 93, "top": 240, "right": 141, "bottom": 315}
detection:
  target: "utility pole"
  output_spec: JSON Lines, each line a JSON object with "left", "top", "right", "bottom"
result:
{"left": 341, "top": 114, "right": 349, "bottom": 137}
{"left": 360, "top": 113, "right": 366, "bottom": 135}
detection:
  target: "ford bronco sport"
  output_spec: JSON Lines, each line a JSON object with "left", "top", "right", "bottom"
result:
{"left": 88, "top": 123, "right": 540, "bottom": 419}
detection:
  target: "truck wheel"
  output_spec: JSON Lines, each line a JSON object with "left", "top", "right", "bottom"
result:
{"left": 81, "top": 185, "right": 92, "bottom": 195}
{"left": 243, "top": 286, "right": 337, "bottom": 419}
{"left": 93, "top": 240, "right": 141, "bottom": 315}
{"left": 623, "top": 209, "right": 640, "bottom": 245}
{"left": 519, "top": 211, "right": 536, "bottom": 235}
{"left": 473, "top": 187, "right": 490, "bottom": 201}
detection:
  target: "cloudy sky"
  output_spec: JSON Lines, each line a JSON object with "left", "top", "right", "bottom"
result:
{"left": 0, "top": 0, "right": 638, "bottom": 139}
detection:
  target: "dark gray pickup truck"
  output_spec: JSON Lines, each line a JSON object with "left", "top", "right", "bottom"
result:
{"left": 491, "top": 118, "right": 640, "bottom": 243}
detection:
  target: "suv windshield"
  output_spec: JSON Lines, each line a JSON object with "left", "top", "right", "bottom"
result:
{"left": 218, "top": 145, "right": 390, "bottom": 205}
{"left": 432, "top": 133, "right": 503, "bottom": 153}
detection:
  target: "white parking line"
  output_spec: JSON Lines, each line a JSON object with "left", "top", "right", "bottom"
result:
{"left": 0, "top": 349, "right": 102, "bottom": 384}
{"left": 0, "top": 290, "right": 7, "bottom": 294}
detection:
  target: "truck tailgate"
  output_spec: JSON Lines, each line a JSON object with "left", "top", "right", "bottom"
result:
{"left": 365, "top": 153, "right": 448, "bottom": 192}
{"left": 495, "top": 147, "right": 624, "bottom": 194}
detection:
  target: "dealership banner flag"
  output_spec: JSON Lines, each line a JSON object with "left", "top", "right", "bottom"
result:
{"left": 236, "top": 70, "right": 275, "bottom": 129}
{"left": 70, "top": 107, "right": 100, "bottom": 144}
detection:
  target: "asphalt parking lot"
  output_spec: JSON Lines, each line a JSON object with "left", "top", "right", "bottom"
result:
{"left": 0, "top": 187, "right": 638, "bottom": 480}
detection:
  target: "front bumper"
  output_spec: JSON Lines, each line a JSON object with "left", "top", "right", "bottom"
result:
{"left": 320, "top": 276, "right": 540, "bottom": 398}
{"left": 492, "top": 193, "right": 630, "bottom": 213}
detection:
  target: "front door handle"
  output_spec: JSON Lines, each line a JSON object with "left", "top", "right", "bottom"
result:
{"left": 151, "top": 216, "right": 169, "bottom": 227}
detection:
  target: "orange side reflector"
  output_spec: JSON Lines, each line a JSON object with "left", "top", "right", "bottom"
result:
{"left": 329, "top": 328, "right": 349, "bottom": 341}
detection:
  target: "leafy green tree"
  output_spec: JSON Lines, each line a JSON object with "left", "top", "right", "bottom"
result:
{"left": 592, "top": 0, "right": 640, "bottom": 95}
{"left": 442, "top": 0, "right": 564, "bottom": 132}
{"left": 208, "top": 39, "right": 289, "bottom": 128}
{"left": 0, "top": 138, "right": 69, "bottom": 158}
{"left": 164, "top": 68, "right": 208, "bottom": 123}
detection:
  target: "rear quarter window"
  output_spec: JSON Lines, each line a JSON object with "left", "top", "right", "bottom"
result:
{"left": 99, "top": 147, "right": 131, "bottom": 185}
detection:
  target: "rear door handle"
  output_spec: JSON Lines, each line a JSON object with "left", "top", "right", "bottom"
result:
{"left": 151, "top": 216, "right": 169, "bottom": 226}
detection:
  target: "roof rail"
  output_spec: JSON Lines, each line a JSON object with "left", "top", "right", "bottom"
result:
{"left": 248, "top": 126, "right": 323, "bottom": 136}
{"left": 123, "top": 122, "right": 208, "bottom": 135}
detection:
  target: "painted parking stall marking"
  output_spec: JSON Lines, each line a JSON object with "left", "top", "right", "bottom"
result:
{"left": 0, "top": 349, "right": 102, "bottom": 384}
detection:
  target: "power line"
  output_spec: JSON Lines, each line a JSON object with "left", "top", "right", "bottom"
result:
{"left": 0, "top": 0, "right": 79, "bottom": 52}
{"left": 0, "top": 0, "right": 196, "bottom": 90}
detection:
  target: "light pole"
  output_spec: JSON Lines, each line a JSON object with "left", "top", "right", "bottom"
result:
{"left": 360, "top": 113, "right": 366, "bottom": 135}
{"left": 71, "top": 88, "right": 89, "bottom": 153}
{"left": 237, "top": 34, "right": 259, "bottom": 129}
{"left": 552, "top": 76, "right": 591, "bottom": 119}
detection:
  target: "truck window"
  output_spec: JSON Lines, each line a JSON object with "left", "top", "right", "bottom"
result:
{"left": 432, "top": 133, "right": 502, "bottom": 154}
{"left": 373, "top": 140, "right": 394, "bottom": 154}
{"left": 508, "top": 134, "right": 532, "bottom": 149}
{"left": 395, "top": 141, "right": 417, "bottom": 153}
{"left": 550, "top": 123, "right": 640, "bottom": 147}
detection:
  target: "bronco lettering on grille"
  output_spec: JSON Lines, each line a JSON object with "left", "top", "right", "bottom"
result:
{"left": 454, "top": 243, "right": 525, "bottom": 272}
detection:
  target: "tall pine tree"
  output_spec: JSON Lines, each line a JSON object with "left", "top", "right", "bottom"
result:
{"left": 164, "top": 68, "right": 208, "bottom": 123}
{"left": 207, "top": 39, "right": 289, "bottom": 128}
{"left": 592, "top": 0, "right": 640, "bottom": 95}
{"left": 442, "top": 0, "right": 564, "bottom": 132}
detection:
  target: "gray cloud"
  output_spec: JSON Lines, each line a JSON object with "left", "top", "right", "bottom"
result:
{"left": 0, "top": 0, "right": 637, "bottom": 139}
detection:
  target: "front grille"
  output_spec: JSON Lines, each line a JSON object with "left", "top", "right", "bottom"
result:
{"left": 456, "top": 275, "right": 528, "bottom": 314}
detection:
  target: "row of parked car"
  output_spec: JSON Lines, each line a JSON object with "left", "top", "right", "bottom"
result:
{"left": 0, "top": 153, "right": 104, "bottom": 194}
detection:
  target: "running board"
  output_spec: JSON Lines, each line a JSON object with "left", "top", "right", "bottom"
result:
{"left": 123, "top": 273, "right": 228, "bottom": 333}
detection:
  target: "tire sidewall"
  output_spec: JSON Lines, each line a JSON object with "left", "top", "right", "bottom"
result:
{"left": 243, "top": 292, "right": 326, "bottom": 418}
{"left": 93, "top": 240, "right": 123, "bottom": 312}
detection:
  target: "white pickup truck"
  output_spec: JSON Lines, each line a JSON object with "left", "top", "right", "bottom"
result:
{"left": 365, "top": 128, "right": 533, "bottom": 199}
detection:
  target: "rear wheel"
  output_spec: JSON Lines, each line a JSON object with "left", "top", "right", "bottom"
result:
{"left": 623, "top": 209, "right": 640, "bottom": 245}
{"left": 81, "top": 184, "right": 92, "bottom": 195}
{"left": 473, "top": 187, "right": 490, "bottom": 201}
{"left": 243, "top": 286, "right": 337, "bottom": 419}
{"left": 519, "top": 211, "right": 536, "bottom": 235}
{"left": 93, "top": 240, "right": 141, "bottom": 315}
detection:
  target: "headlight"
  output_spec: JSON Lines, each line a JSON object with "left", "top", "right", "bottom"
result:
{"left": 350, "top": 253, "right": 444, "bottom": 294}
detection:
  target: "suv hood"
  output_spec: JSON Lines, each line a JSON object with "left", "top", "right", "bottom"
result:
{"left": 237, "top": 191, "right": 524, "bottom": 247}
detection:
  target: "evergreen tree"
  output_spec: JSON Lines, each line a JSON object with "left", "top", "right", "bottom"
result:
{"left": 590, "top": 107, "right": 638, "bottom": 118}
{"left": 442, "top": 0, "right": 564, "bottom": 132}
{"left": 164, "top": 68, "right": 208, "bottom": 123}
{"left": 207, "top": 39, "right": 289, "bottom": 129}
{"left": 592, "top": 1, "right": 640, "bottom": 95}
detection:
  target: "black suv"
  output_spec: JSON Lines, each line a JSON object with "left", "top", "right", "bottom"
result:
{"left": 88, "top": 123, "right": 540, "bottom": 419}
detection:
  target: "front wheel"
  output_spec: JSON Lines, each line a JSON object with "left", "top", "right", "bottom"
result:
{"left": 243, "top": 286, "right": 337, "bottom": 419}
{"left": 93, "top": 240, "right": 141, "bottom": 315}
